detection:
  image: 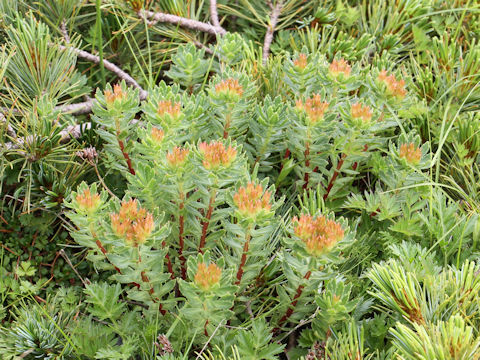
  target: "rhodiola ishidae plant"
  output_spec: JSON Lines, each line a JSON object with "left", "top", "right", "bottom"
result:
{"left": 1, "top": 0, "right": 480, "bottom": 359}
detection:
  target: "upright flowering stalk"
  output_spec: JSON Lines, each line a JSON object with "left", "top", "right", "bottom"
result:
{"left": 378, "top": 70, "right": 407, "bottom": 100}
{"left": 399, "top": 143, "right": 422, "bottom": 165}
{"left": 233, "top": 182, "right": 272, "bottom": 285}
{"left": 103, "top": 83, "right": 137, "bottom": 175}
{"left": 277, "top": 214, "right": 344, "bottom": 329}
{"left": 296, "top": 94, "right": 329, "bottom": 189}
{"left": 166, "top": 146, "right": 189, "bottom": 279}
{"left": 109, "top": 199, "right": 168, "bottom": 314}
{"left": 213, "top": 78, "right": 244, "bottom": 138}
{"left": 198, "top": 141, "right": 237, "bottom": 253}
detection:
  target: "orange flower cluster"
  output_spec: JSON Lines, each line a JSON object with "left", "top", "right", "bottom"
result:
{"left": 351, "top": 103, "right": 373, "bottom": 123}
{"left": 378, "top": 70, "right": 407, "bottom": 99}
{"left": 233, "top": 182, "right": 272, "bottom": 219}
{"left": 110, "top": 199, "right": 154, "bottom": 246}
{"left": 105, "top": 84, "right": 126, "bottom": 105}
{"left": 329, "top": 58, "right": 351, "bottom": 79}
{"left": 157, "top": 100, "right": 182, "bottom": 121}
{"left": 294, "top": 53, "right": 308, "bottom": 70}
{"left": 199, "top": 141, "right": 237, "bottom": 170}
{"left": 399, "top": 143, "right": 421, "bottom": 165}
{"left": 194, "top": 262, "right": 222, "bottom": 291}
{"left": 296, "top": 94, "right": 329, "bottom": 124}
{"left": 293, "top": 214, "right": 344, "bottom": 256}
{"left": 76, "top": 189, "right": 101, "bottom": 213}
{"left": 215, "top": 78, "right": 244, "bottom": 99}
{"left": 166, "top": 147, "right": 189, "bottom": 168}
{"left": 151, "top": 127, "right": 165, "bottom": 144}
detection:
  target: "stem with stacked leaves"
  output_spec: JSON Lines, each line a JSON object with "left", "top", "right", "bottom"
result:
{"left": 323, "top": 153, "right": 347, "bottom": 200}
{"left": 235, "top": 225, "right": 253, "bottom": 285}
{"left": 199, "top": 189, "right": 217, "bottom": 254}
{"left": 274, "top": 270, "right": 312, "bottom": 332}
{"left": 178, "top": 190, "right": 187, "bottom": 280}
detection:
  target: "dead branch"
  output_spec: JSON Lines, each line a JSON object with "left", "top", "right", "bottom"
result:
{"left": 58, "top": 44, "right": 148, "bottom": 100}
{"left": 139, "top": 9, "right": 226, "bottom": 36}
{"left": 262, "top": 1, "right": 283, "bottom": 66}
{"left": 209, "top": 0, "right": 221, "bottom": 28}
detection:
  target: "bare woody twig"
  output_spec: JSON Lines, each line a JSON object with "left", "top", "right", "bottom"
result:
{"left": 58, "top": 44, "right": 148, "bottom": 100}
{"left": 55, "top": 97, "right": 96, "bottom": 115}
{"left": 60, "top": 20, "right": 70, "bottom": 43}
{"left": 262, "top": 1, "right": 283, "bottom": 66}
{"left": 139, "top": 9, "right": 226, "bottom": 36}
{"left": 209, "top": 0, "right": 221, "bottom": 28}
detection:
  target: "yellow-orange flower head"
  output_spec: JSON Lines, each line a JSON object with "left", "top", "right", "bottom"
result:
{"left": 215, "top": 78, "right": 244, "bottom": 101}
{"left": 293, "top": 214, "right": 344, "bottom": 256}
{"left": 105, "top": 84, "right": 126, "bottom": 105}
{"left": 76, "top": 189, "right": 101, "bottom": 213}
{"left": 296, "top": 94, "right": 329, "bottom": 124}
{"left": 151, "top": 127, "right": 165, "bottom": 144}
{"left": 351, "top": 103, "right": 373, "bottom": 124}
{"left": 399, "top": 143, "right": 421, "bottom": 165}
{"left": 378, "top": 70, "right": 407, "bottom": 99}
{"left": 199, "top": 141, "right": 237, "bottom": 170}
{"left": 233, "top": 182, "right": 272, "bottom": 219}
{"left": 110, "top": 199, "right": 154, "bottom": 246}
{"left": 329, "top": 58, "right": 351, "bottom": 79}
{"left": 194, "top": 262, "right": 222, "bottom": 291}
{"left": 294, "top": 53, "right": 308, "bottom": 70}
{"left": 157, "top": 100, "right": 182, "bottom": 122}
{"left": 166, "top": 147, "right": 189, "bottom": 168}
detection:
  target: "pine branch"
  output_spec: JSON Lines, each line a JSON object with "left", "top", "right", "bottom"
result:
{"left": 138, "top": 9, "right": 226, "bottom": 36}
{"left": 0, "top": 112, "right": 16, "bottom": 138}
{"left": 262, "top": 1, "right": 283, "bottom": 66}
{"left": 2, "top": 122, "right": 92, "bottom": 150}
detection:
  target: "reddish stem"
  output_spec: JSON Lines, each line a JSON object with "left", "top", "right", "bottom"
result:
{"left": 235, "top": 233, "right": 251, "bottom": 285}
{"left": 117, "top": 132, "right": 135, "bottom": 175}
{"left": 198, "top": 192, "right": 216, "bottom": 254}
{"left": 139, "top": 251, "right": 167, "bottom": 315}
{"left": 303, "top": 142, "right": 310, "bottom": 190}
{"left": 276, "top": 270, "right": 312, "bottom": 330}
{"left": 162, "top": 241, "right": 175, "bottom": 280}
{"left": 178, "top": 196, "right": 186, "bottom": 280}
{"left": 223, "top": 114, "right": 231, "bottom": 139}
{"left": 204, "top": 319, "right": 209, "bottom": 337}
{"left": 276, "top": 148, "right": 291, "bottom": 196}
{"left": 352, "top": 144, "right": 369, "bottom": 171}
{"left": 95, "top": 238, "right": 122, "bottom": 274}
{"left": 323, "top": 153, "right": 347, "bottom": 200}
